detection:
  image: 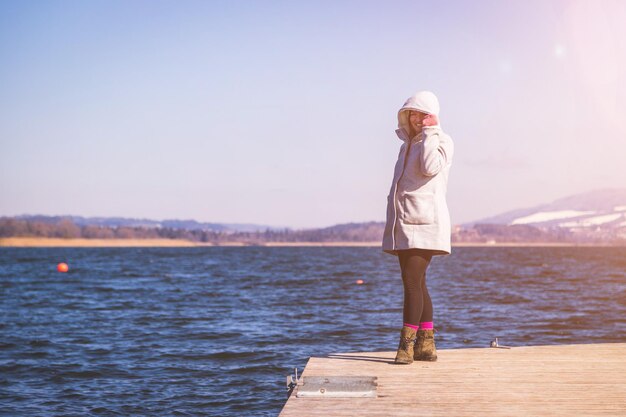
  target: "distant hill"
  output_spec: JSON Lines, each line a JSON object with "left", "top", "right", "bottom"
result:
{"left": 2, "top": 188, "right": 625, "bottom": 245}
{"left": 452, "top": 188, "right": 626, "bottom": 245}
{"left": 463, "top": 188, "right": 626, "bottom": 229}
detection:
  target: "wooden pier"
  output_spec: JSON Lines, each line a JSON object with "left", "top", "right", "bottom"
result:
{"left": 280, "top": 342, "right": 626, "bottom": 416}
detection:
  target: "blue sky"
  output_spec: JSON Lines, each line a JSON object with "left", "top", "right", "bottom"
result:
{"left": 1, "top": 0, "right": 625, "bottom": 228}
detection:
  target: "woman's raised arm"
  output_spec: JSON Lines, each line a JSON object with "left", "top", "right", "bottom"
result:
{"left": 419, "top": 127, "right": 454, "bottom": 177}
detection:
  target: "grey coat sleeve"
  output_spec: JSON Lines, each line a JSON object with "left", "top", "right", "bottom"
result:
{"left": 419, "top": 127, "right": 454, "bottom": 177}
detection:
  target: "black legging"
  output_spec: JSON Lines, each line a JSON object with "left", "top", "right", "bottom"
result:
{"left": 398, "top": 248, "right": 434, "bottom": 326}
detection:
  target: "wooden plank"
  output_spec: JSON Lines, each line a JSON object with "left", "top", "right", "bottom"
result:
{"left": 279, "top": 342, "right": 626, "bottom": 417}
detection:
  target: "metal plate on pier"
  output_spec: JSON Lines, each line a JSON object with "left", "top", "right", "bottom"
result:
{"left": 296, "top": 376, "right": 378, "bottom": 398}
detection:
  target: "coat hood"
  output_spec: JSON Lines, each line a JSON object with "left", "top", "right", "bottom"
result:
{"left": 396, "top": 90, "right": 441, "bottom": 140}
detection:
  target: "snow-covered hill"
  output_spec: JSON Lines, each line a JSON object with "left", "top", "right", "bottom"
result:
{"left": 464, "top": 188, "right": 626, "bottom": 230}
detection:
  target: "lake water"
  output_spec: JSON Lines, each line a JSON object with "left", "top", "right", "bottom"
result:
{"left": 1, "top": 246, "right": 625, "bottom": 416}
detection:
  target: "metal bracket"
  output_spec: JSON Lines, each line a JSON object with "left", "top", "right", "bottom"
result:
{"left": 490, "top": 337, "right": 512, "bottom": 349}
{"left": 286, "top": 367, "right": 300, "bottom": 397}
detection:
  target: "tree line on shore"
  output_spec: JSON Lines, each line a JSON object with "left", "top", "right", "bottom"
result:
{"left": 1, "top": 217, "right": 624, "bottom": 245}
{"left": 0, "top": 218, "right": 382, "bottom": 243}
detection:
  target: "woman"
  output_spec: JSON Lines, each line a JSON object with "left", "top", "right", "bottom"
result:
{"left": 382, "top": 90, "right": 454, "bottom": 365}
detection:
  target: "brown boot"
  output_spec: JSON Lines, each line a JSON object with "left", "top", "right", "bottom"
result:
{"left": 394, "top": 326, "right": 417, "bottom": 364}
{"left": 413, "top": 329, "right": 424, "bottom": 359}
{"left": 414, "top": 328, "right": 437, "bottom": 361}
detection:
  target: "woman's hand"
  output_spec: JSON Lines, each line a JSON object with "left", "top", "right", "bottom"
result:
{"left": 422, "top": 114, "right": 439, "bottom": 127}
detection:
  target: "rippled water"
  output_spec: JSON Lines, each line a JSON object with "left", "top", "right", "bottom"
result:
{"left": 1, "top": 247, "right": 625, "bottom": 416}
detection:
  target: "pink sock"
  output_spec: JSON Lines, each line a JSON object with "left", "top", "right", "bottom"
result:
{"left": 419, "top": 321, "right": 433, "bottom": 330}
{"left": 403, "top": 322, "right": 419, "bottom": 330}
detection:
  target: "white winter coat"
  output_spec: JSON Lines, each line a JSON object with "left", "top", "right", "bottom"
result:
{"left": 382, "top": 91, "right": 454, "bottom": 257}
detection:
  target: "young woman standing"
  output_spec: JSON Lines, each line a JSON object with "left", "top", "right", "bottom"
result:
{"left": 382, "top": 90, "right": 455, "bottom": 364}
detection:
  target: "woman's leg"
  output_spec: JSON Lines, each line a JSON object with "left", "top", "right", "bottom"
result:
{"left": 419, "top": 269, "right": 434, "bottom": 323}
{"left": 398, "top": 249, "right": 433, "bottom": 327}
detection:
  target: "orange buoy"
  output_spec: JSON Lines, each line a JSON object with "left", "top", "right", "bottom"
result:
{"left": 356, "top": 279, "right": 364, "bottom": 285}
{"left": 57, "top": 262, "right": 69, "bottom": 273}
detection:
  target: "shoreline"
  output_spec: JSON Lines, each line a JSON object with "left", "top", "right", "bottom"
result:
{"left": 0, "top": 237, "right": 621, "bottom": 248}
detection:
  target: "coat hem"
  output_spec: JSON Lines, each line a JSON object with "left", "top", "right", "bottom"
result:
{"left": 382, "top": 246, "right": 450, "bottom": 257}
